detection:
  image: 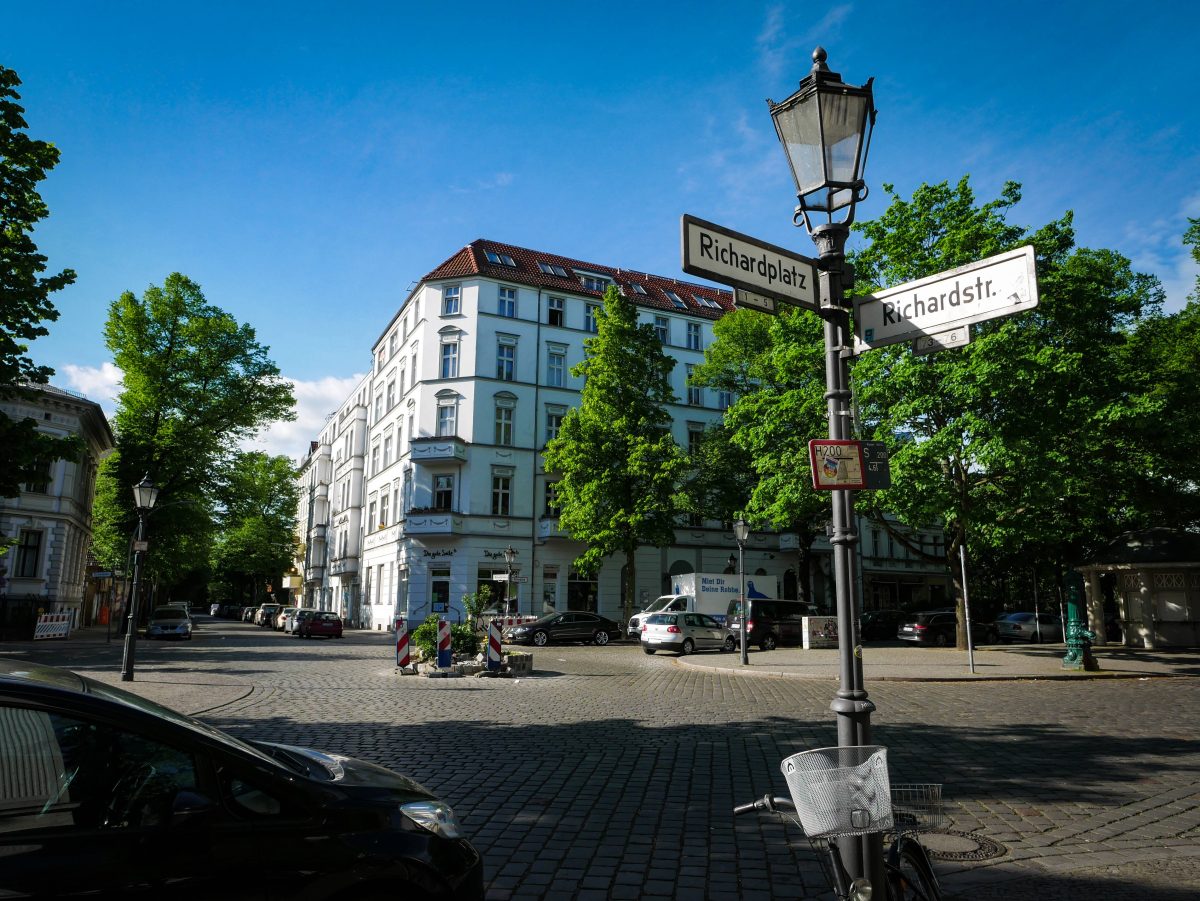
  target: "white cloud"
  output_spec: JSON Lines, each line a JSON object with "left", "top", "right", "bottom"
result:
{"left": 757, "top": 3, "right": 854, "bottom": 83}
{"left": 243, "top": 373, "right": 366, "bottom": 462}
{"left": 60, "top": 362, "right": 122, "bottom": 414}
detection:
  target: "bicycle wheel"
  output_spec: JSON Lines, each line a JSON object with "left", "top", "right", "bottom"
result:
{"left": 888, "top": 838, "right": 941, "bottom": 901}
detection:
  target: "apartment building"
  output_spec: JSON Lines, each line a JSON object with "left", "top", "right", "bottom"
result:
{"left": 297, "top": 239, "right": 951, "bottom": 629}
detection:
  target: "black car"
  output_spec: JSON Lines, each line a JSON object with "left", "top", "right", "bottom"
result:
{"left": 726, "top": 598, "right": 816, "bottom": 650}
{"left": 897, "top": 610, "right": 998, "bottom": 646}
{"left": 0, "top": 660, "right": 484, "bottom": 899}
{"left": 503, "top": 611, "right": 622, "bottom": 647}
{"left": 858, "top": 609, "right": 908, "bottom": 642}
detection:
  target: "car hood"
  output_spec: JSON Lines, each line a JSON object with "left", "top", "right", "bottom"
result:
{"left": 261, "top": 742, "right": 434, "bottom": 796}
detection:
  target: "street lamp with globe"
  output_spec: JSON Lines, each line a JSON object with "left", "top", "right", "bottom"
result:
{"left": 120, "top": 475, "right": 159, "bottom": 682}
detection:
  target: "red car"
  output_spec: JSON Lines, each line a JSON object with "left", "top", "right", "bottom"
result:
{"left": 299, "top": 612, "right": 344, "bottom": 639}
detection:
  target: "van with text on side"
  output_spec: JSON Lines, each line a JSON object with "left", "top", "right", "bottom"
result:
{"left": 726, "top": 598, "right": 816, "bottom": 651}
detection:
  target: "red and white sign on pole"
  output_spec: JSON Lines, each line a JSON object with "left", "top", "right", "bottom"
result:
{"left": 487, "top": 620, "right": 502, "bottom": 671}
{"left": 436, "top": 619, "right": 452, "bottom": 668}
{"left": 809, "top": 440, "right": 867, "bottom": 490}
{"left": 394, "top": 617, "right": 410, "bottom": 669}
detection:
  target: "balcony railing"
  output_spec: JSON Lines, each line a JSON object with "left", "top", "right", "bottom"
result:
{"left": 410, "top": 436, "right": 469, "bottom": 464}
{"left": 403, "top": 511, "right": 464, "bottom": 535}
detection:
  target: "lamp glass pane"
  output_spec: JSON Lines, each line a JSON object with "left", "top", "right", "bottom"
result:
{"left": 773, "top": 94, "right": 825, "bottom": 195}
{"left": 819, "top": 91, "right": 867, "bottom": 185}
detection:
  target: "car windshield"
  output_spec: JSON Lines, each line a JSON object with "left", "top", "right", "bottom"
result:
{"left": 150, "top": 613, "right": 187, "bottom": 623}
{"left": 642, "top": 596, "right": 674, "bottom": 614}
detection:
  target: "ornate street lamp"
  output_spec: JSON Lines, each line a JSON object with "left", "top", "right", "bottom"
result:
{"left": 503, "top": 545, "right": 516, "bottom": 616}
{"left": 769, "top": 47, "right": 880, "bottom": 886}
{"left": 733, "top": 518, "right": 750, "bottom": 665}
{"left": 120, "top": 475, "right": 159, "bottom": 681}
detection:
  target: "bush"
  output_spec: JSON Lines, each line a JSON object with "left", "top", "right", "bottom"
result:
{"left": 411, "top": 615, "right": 481, "bottom": 660}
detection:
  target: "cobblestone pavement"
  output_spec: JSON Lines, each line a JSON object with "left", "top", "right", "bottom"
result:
{"left": 5, "top": 621, "right": 1199, "bottom": 900}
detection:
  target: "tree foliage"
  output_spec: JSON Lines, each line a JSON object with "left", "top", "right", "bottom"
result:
{"left": 543, "top": 286, "right": 686, "bottom": 621}
{"left": 0, "top": 65, "right": 78, "bottom": 498}
{"left": 92, "top": 274, "right": 295, "bottom": 590}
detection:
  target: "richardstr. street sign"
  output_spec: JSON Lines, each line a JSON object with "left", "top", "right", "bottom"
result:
{"left": 853, "top": 245, "right": 1037, "bottom": 352}
{"left": 682, "top": 214, "right": 819, "bottom": 309}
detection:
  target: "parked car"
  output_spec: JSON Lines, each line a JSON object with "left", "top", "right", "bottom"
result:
{"left": 897, "top": 610, "right": 998, "bottom": 646}
{"left": 726, "top": 598, "right": 816, "bottom": 651}
{"left": 995, "top": 612, "right": 1063, "bottom": 643}
{"left": 503, "top": 611, "right": 622, "bottom": 647}
{"left": 256, "top": 604, "right": 281, "bottom": 627}
{"left": 145, "top": 608, "right": 192, "bottom": 641}
{"left": 286, "top": 608, "right": 316, "bottom": 634}
{"left": 0, "top": 659, "right": 484, "bottom": 898}
{"left": 242, "top": 605, "right": 259, "bottom": 622}
{"left": 274, "top": 606, "right": 297, "bottom": 631}
{"left": 858, "top": 609, "right": 909, "bottom": 642}
{"left": 299, "top": 612, "right": 344, "bottom": 639}
{"left": 641, "top": 612, "right": 735, "bottom": 655}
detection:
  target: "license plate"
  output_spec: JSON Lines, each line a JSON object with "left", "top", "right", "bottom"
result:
{"left": 902, "top": 626, "right": 913, "bottom": 632}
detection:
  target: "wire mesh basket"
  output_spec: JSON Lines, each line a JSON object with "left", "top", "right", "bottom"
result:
{"left": 889, "top": 783, "right": 945, "bottom": 833}
{"left": 780, "top": 745, "right": 893, "bottom": 838}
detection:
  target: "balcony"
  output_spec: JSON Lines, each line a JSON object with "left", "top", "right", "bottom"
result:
{"left": 537, "top": 515, "right": 570, "bottom": 542}
{"left": 329, "top": 557, "right": 359, "bottom": 576}
{"left": 410, "top": 436, "right": 468, "bottom": 464}
{"left": 404, "top": 510, "right": 465, "bottom": 535}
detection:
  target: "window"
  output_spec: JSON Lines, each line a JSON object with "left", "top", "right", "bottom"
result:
{"left": 374, "top": 392, "right": 384, "bottom": 421}
{"left": 23, "top": 458, "right": 52, "bottom": 494}
{"left": 368, "top": 500, "right": 377, "bottom": 528}
{"left": 496, "top": 341, "right": 516, "bottom": 381}
{"left": 548, "top": 296, "right": 564, "bottom": 326}
{"left": 442, "top": 284, "right": 461, "bottom": 316}
{"left": 398, "top": 369, "right": 405, "bottom": 398}
{"left": 410, "top": 347, "right": 418, "bottom": 386}
{"left": 654, "top": 316, "right": 669, "bottom": 344}
{"left": 379, "top": 493, "right": 390, "bottom": 527}
{"left": 14, "top": 529, "right": 42, "bottom": 579}
{"left": 538, "top": 261, "right": 569, "bottom": 278}
{"left": 440, "top": 341, "right": 459, "bottom": 379}
{"left": 498, "top": 286, "right": 517, "bottom": 318}
{"left": 688, "top": 425, "right": 705, "bottom": 456}
{"left": 696, "top": 293, "right": 723, "bottom": 309}
{"left": 547, "top": 348, "right": 565, "bottom": 387}
{"left": 717, "top": 389, "right": 733, "bottom": 410}
{"left": 491, "top": 473, "right": 512, "bottom": 515}
{"left": 545, "top": 406, "right": 566, "bottom": 444}
{"left": 687, "top": 364, "right": 703, "bottom": 406}
{"left": 389, "top": 331, "right": 398, "bottom": 356}
{"left": 436, "top": 403, "right": 457, "bottom": 437}
{"left": 386, "top": 380, "right": 396, "bottom": 409}
{"left": 664, "top": 290, "right": 688, "bottom": 309}
{"left": 433, "top": 475, "right": 454, "bottom": 511}
{"left": 628, "top": 283, "right": 648, "bottom": 295}
{"left": 545, "top": 482, "right": 561, "bottom": 517}
{"left": 579, "top": 273, "right": 609, "bottom": 292}
{"left": 584, "top": 303, "right": 599, "bottom": 333}
{"left": 370, "top": 444, "right": 380, "bottom": 475}
{"left": 687, "top": 322, "right": 702, "bottom": 350}
{"left": 376, "top": 351, "right": 385, "bottom": 373}
{"left": 485, "top": 250, "right": 516, "bottom": 266}
{"left": 495, "top": 405, "right": 513, "bottom": 446}
{"left": 383, "top": 434, "right": 393, "bottom": 466}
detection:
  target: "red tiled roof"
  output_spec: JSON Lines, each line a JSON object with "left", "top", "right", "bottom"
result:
{"left": 422, "top": 238, "right": 735, "bottom": 319}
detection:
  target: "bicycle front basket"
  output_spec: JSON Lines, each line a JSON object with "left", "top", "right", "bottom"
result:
{"left": 781, "top": 745, "right": 893, "bottom": 838}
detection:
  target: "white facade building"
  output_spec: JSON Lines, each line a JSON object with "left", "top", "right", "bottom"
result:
{"left": 297, "top": 239, "right": 951, "bottom": 630}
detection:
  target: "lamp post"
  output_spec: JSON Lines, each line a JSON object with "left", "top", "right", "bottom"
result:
{"left": 503, "top": 545, "right": 516, "bottom": 616}
{"left": 734, "top": 518, "right": 750, "bottom": 665}
{"left": 769, "top": 47, "right": 880, "bottom": 886}
{"left": 120, "top": 475, "right": 159, "bottom": 682}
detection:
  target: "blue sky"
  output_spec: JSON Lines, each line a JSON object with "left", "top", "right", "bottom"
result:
{"left": 9, "top": 1, "right": 1199, "bottom": 458}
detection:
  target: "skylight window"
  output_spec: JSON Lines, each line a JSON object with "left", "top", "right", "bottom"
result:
{"left": 485, "top": 251, "right": 517, "bottom": 267}
{"left": 695, "top": 294, "right": 722, "bottom": 309}
{"left": 664, "top": 290, "right": 688, "bottom": 309}
{"left": 538, "top": 261, "right": 570, "bottom": 278}
{"left": 630, "top": 283, "right": 648, "bottom": 295}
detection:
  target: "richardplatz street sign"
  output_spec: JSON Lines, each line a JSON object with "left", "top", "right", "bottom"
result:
{"left": 853, "top": 245, "right": 1037, "bottom": 353}
{"left": 682, "top": 214, "right": 819, "bottom": 310}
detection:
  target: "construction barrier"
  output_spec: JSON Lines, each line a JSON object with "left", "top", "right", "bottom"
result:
{"left": 487, "top": 620, "right": 502, "bottom": 671}
{"left": 394, "top": 617, "right": 410, "bottom": 669}
{"left": 436, "top": 619, "right": 452, "bottom": 668}
{"left": 34, "top": 613, "right": 71, "bottom": 641}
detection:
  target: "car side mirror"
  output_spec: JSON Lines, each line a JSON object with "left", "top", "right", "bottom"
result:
{"left": 170, "top": 789, "right": 216, "bottom": 826}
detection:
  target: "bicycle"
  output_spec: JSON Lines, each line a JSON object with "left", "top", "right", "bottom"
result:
{"left": 734, "top": 745, "right": 942, "bottom": 901}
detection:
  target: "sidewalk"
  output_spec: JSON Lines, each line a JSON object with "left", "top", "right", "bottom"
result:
{"left": 675, "top": 641, "right": 1200, "bottom": 681}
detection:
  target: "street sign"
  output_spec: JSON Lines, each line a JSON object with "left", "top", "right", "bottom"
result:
{"left": 681, "top": 214, "right": 820, "bottom": 310}
{"left": 510, "top": 576, "right": 529, "bottom": 584}
{"left": 808, "top": 440, "right": 867, "bottom": 490}
{"left": 913, "top": 325, "right": 972, "bottom": 356}
{"left": 853, "top": 245, "right": 1037, "bottom": 353}
{"left": 132, "top": 540, "right": 149, "bottom": 552}
{"left": 492, "top": 573, "right": 509, "bottom": 582}
{"left": 861, "top": 441, "right": 891, "bottom": 490}
{"left": 734, "top": 288, "right": 779, "bottom": 314}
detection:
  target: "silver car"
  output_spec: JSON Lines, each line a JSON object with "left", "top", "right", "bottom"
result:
{"left": 641, "top": 612, "right": 735, "bottom": 656}
{"left": 146, "top": 609, "right": 192, "bottom": 640}
{"left": 995, "top": 612, "right": 1063, "bottom": 643}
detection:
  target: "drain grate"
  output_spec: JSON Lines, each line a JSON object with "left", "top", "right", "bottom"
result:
{"left": 917, "top": 829, "right": 1007, "bottom": 862}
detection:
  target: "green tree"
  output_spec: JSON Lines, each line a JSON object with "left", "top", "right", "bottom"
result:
{"left": 92, "top": 274, "right": 295, "bottom": 592}
{"left": 850, "top": 177, "right": 1162, "bottom": 644}
{"left": 0, "top": 66, "right": 78, "bottom": 498}
{"left": 689, "top": 306, "right": 831, "bottom": 605}
{"left": 543, "top": 286, "right": 686, "bottom": 623}
{"left": 208, "top": 452, "right": 299, "bottom": 605}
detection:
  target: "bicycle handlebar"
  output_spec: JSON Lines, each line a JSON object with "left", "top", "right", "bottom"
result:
{"left": 733, "top": 795, "right": 796, "bottom": 816}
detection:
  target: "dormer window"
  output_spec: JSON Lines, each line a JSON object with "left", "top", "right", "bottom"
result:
{"left": 485, "top": 250, "right": 517, "bottom": 267}
{"left": 664, "top": 290, "right": 688, "bottom": 309}
{"left": 538, "top": 261, "right": 570, "bottom": 278}
{"left": 578, "top": 273, "right": 610, "bottom": 292}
